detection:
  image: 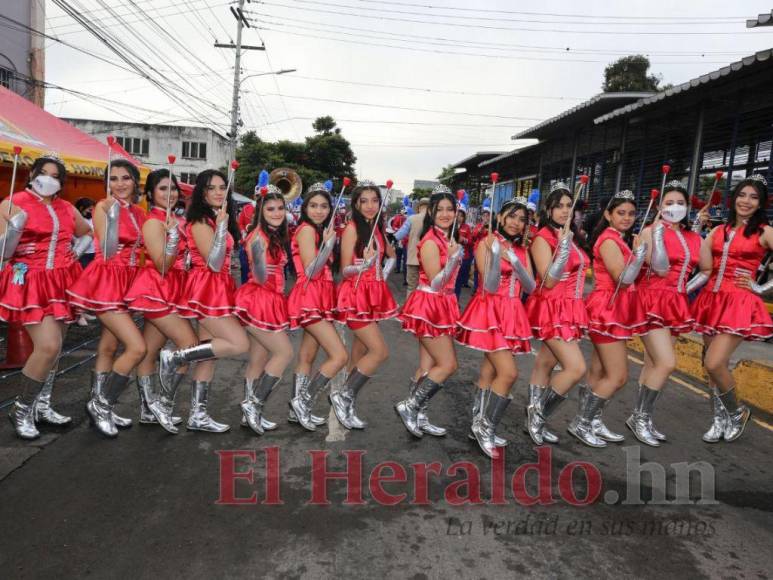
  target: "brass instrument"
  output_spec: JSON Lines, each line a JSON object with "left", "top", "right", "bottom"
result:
{"left": 269, "top": 167, "right": 302, "bottom": 203}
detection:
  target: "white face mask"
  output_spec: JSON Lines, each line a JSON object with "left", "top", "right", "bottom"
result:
{"left": 31, "top": 175, "right": 62, "bottom": 197}
{"left": 661, "top": 204, "right": 687, "bottom": 223}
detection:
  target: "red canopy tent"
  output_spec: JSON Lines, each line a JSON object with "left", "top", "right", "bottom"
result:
{"left": 0, "top": 85, "right": 146, "bottom": 204}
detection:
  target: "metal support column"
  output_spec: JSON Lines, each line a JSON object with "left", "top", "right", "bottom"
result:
{"left": 687, "top": 105, "right": 705, "bottom": 197}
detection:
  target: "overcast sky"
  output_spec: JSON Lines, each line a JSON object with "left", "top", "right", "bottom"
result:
{"left": 43, "top": 0, "right": 773, "bottom": 192}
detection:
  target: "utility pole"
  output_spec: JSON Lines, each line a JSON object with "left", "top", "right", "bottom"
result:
{"left": 215, "top": 0, "right": 264, "bottom": 159}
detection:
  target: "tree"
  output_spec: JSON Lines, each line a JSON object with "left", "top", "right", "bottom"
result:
{"left": 312, "top": 116, "right": 339, "bottom": 135}
{"left": 602, "top": 55, "right": 662, "bottom": 92}
{"left": 437, "top": 164, "right": 456, "bottom": 181}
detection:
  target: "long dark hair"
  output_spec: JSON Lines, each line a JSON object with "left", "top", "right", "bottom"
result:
{"left": 351, "top": 184, "right": 385, "bottom": 258}
{"left": 659, "top": 182, "right": 689, "bottom": 228}
{"left": 539, "top": 187, "right": 579, "bottom": 235}
{"left": 28, "top": 156, "right": 67, "bottom": 190}
{"left": 144, "top": 168, "right": 180, "bottom": 209}
{"left": 248, "top": 189, "right": 288, "bottom": 260}
{"left": 420, "top": 191, "right": 459, "bottom": 241}
{"left": 726, "top": 177, "right": 769, "bottom": 238}
{"left": 590, "top": 194, "right": 636, "bottom": 249}
{"left": 300, "top": 189, "right": 333, "bottom": 248}
{"left": 186, "top": 169, "right": 240, "bottom": 243}
{"left": 497, "top": 199, "right": 528, "bottom": 246}
{"left": 105, "top": 159, "right": 140, "bottom": 200}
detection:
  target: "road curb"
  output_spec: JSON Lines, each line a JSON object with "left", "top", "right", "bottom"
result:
{"left": 628, "top": 335, "right": 773, "bottom": 414}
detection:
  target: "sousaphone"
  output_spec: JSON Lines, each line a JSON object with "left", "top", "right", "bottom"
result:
{"left": 269, "top": 167, "right": 302, "bottom": 203}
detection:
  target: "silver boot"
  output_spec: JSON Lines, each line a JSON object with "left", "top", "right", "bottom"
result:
{"left": 330, "top": 369, "right": 370, "bottom": 430}
{"left": 625, "top": 384, "right": 661, "bottom": 447}
{"left": 579, "top": 384, "right": 625, "bottom": 442}
{"left": 471, "top": 391, "right": 511, "bottom": 459}
{"left": 718, "top": 387, "right": 750, "bottom": 442}
{"left": 187, "top": 380, "right": 230, "bottom": 433}
{"left": 158, "top": 341, "right": 215, "bottom": 390}
{"left": 413, "top": 375, "right": 447, "bottom": 437}
{"left": 288, "top": 373, "right": 326, "bottom": 426}
{"left": 241, "top": 373, "right": 281, "bottom": 435}
{"left": 524, "top": 384, "right": 558, "bottom": 444}
{"left": 33, "top": 369, "right": 72, "bottom": 426}
{"left": 8, "top": 374, "right": 43, "bottom": 440}
{"left": 87, "top": 371, "right": 131, "bottom": 438}
{"left": 568, "top": 389, "right": 608, "bottom": 448}
{"left": 240, "top": 379, "right": 277, "bottom": 431}
{"left": 91, "top": 371, "right": 132, "bottom": 428}
{"left": 290, "top": 372, "right": 330, "bottom": 432}
{"left": 395, "top": 377, "right": 443, "bottom": 438}
{"left": 148, "top": 372, "right": 186, "bottom": 434}
{"left": 469, "top": 387, "right": 506, "bottom": 445}
{"left": 526, "top": 387, "right": 566, "bottom": 445}
{"left": 137, "top": 375, "right": 158, "bottom": 424}
{"left": 702, "top": 388, "right": 727, "bottom": 443}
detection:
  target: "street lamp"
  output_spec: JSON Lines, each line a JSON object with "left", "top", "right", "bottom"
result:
{"left": 239, "top": 68, "right": 297, "bottom": 87}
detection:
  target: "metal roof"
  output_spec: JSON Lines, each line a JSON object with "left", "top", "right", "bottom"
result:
{"left": 510, "top": 92, "right": 653, "bottom": 141}
{"left": 449, "top": 151, "right": 506, "bottom": 171}
{"left": 478, "top": 143, "right": 540, "bottom": 168}
{"left": 747, "top": 11, "right": 773, "bottom": 28}
{"left": 594, "top": 49, "right": 773, "bottom": 125}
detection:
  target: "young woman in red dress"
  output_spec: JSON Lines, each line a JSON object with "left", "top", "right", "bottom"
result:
{"left": 395, "top": 185, "right": 462, "bottom": 438}
{"left": 456, "top": 197, "right": 535, "bottom": 458}
{"left": 332, "top": 181, "right": 398, "bottom": 430}
{"left": 158, "top": 169, "right": 250, "bottom": 433}
{"left": 67, "top": 160, "right": 148, "bottom": 437}
{"left": 576, "top": 191, "right": 649, "bottom": 448}
{"left": 1, "top": 155, "right": 91, "bottom": 439}
{"left": 123, "top": 169, "right": 197, "bottom": 433}
{"left": 631, "top": 182, "right": 701, "bottom": 446}
{"left": 233, "top": 184, "right": 294, "bottom": 435}
{"left": 524, "top": 184, "right": 590, "bottom": 446}
{"left": 689, "top": 176, "right": 773, "bottom": 442}
{"left": 287, "top": 183, "right": 348, "bottom": 431}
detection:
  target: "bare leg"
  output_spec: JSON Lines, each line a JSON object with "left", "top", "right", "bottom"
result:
{"left": 246, "top": 327, "right": 293, "bottom": 378}
{"left": 302, "top": 320, "right": 348, "bottom": 378}
{"left": 704, "top": 334, "right": 744, "bottom": 392}
{"left": 485, "top": 350, "right": 517, "bottom": 396}
{"left": 295, "top": 330, "right": 320, "bottom": 376}
{"left": 589, "top": 341, "right": 629, "bottom": 399}
{"left": 137, "top": 321, "right": 167, "bottom": 377}
{"left": 350, "top": 323, "right": 388, "bottom": 376}
{"left": 192, "top": 316, "right": 249, "bottom": 382}
{"left": 478, "top": 356, "right": 495, "bottom": 388}
{"left": 640, "top": 328, "right": 677, "bottom": 390}
{"left": 246, "top": 334, "right": 269, "bottom": 380}
{"left": 418, "top": 335, "right": 457, "bottom": 384}
{"left": 348, "top": 334, "right": 368, "bottom": 374}
{"left": 22, "top": 317, "right": 64, "bottom": 382}
{"left": 95, "top": 326, "right": 119, "bottom": 373}
{"left": 541, "top": 339, "right": 587, "bottom": 395}
{"left": 97, "top": 312, "right": 147, "bottom": 375}
{"left": 415, "top": 341, "right": 433, "bottom": 382}
{"left": 529, "top": 344, "right": 559, "bottom": 386}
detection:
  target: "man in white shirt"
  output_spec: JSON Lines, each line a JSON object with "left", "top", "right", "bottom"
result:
{"left": 394, "top": 197, "right": 430, "bottom": 296}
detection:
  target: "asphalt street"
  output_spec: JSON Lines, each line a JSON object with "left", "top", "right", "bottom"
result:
{"left": 0, "top": 279, "right": 771, "bottom": 579}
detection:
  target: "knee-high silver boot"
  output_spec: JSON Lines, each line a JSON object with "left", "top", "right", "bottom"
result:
{"left": 718, "top": 387, "right": 750, "bottom": 442}
{"left": 471, "top": 391, "right": 511, "bottom": 459}
{"left": 290, "top": 372, "right": 331, "bottom": 432}
{"left": 643, "top": 385, "right": 667, "bottom": 441}
{"left": 702, "top": 387, "right": 727, "bottom": 443}
{"left": 86, "top": 371, "right": 131, "bottom": 438}
{"left": 241, "top": 373, "right": 281, "bottom": 435}
{"left": 288, "top": 373, "right": 326, "bottom": 426}
{"left": 8, "top": 374, "right": 43, "bottom": 440}
{"left": 158, "top": 341, "right": 216, "bottom": 390}
{"left": 33, "top": 368, "right": 71, "bottom": 426}
{"left": 90, "top": 371, "right": 132, "bottom": 428}
{"left": 241, "top": 378, "right": 278, "bottom": 431}
{"left": 469, "top": 387, "right": 506, "bottom": 445}
{"left": 625, "top": 384, "right": 661, "bottom": 447}
{"left": 526, "top": 387, "right": 566, "bottom": 445}
{"left": 395, "top": 377, "right": 443, "bottom": 438}
{"left": 579, "top": 384, "right": 624, "bottom": 442}
{"left": 148, "top": 372, "right": 186, "bottom": 434}
{"left": 330, "top": 368, "right": 370, "bottom": 430}
{"left": 139, "top": 374, "right": 183, "bottom": 426}
{"left": 524, "top": 384, "right": 558, "bottom": 444}
{"left": 568, "top": 389, "right": 608, "bottom": 448}
{"left": 187, "top": 380, "right": 230, "bottom": 433}
{"left": 414, "top": 375, "right": 446, "bottom": 437}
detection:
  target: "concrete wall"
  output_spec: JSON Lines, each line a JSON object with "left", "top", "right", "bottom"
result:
{"left": 0, "top": 3, "right": 32, "bottom": 99}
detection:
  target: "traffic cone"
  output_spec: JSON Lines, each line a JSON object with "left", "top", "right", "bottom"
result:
{"left": 0, "top": 321, "right": 33, "bottom": 369}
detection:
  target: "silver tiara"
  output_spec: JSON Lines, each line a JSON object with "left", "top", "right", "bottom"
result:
{"left": 614, "top": 190, "right": 636, "bottom": 201}
{"left": 264, "top": 184, "right": 281, "bottom": 195}
{"left": 666, "top": 180, "right": 685, "bottom": 189}
{"left": 502, "top": 196, "right": 528, "bottom": 207}
{"left": 40, "top": 151, "right": 64, "bottom": 164}
{"left": 432, "top": 184, "right": 451, "bottom": 195}
{"left": 550, "top": 181, "right": 570, "bottom": 194}
{"left": 306, "top": 182, "right": 329, "bottom": 195}
{"left": 357, "top": 179, "right": 376, "bottom": 188}
{"left": 748, "top": 174, "right": 768, "bottom": 186}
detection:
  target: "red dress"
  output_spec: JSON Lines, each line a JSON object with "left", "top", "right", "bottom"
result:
{"left": 124, "top": 207, "right": 188, "bottom": 319}
{"left": 67, "top": 199, "right": 145, "bottom": 313}
{"left": 525, "top": 226, "right": 589, "bottom": 341}
{"left": 456, "top": 235, "right": 532, "bottom": 354}
{"left": 0, "top": 190, "right": 83, "bottom": 324}
{"left": 692, "top": 226, "right": 773, "bottom": 340}
{"left": 234, "top": 228, "right": 289, "bottom": 332}
{"left": 638, "top": 225, "right": 701, "bottom": 335}
{"left": 177, "top": 218, "right": 236, "bottom": 319}
{"left": 286, "top": 222, "right": 336, "bottom": 329}
{"left": 335, "top": 225, "right": 398, "bottom": 330}
{"left": 584, "top": 227, "right": 648, "bottom": 343}
{"left": 399, "top": 227, "right": 460, "bottom": 338}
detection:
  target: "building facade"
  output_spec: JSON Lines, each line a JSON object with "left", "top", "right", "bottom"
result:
{"left": 0, "top": 2, "right": 45, "bottom": 106}
{"left": 63, "top": 118, "right": 230, "bottom": 184}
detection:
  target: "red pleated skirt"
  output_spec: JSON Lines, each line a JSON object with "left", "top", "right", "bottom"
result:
{"left": 335, "top": 278, "right": 398, "bottom": 329}
{"left": 525, "top": 295, "right": 589, "bottom": 342}
{"left": 585, "top": 289, "right": 648, "bottom": 343}
{"left": 287, "top": 278, "right": 336, "bottom": 329}
{"left": 456, "top": 292, "right": 532, "bottom": 354}
{"left": 125, "top": 267, "right": 187, "bottom": 319}
{"left": 639, "top": 287, "right": 694, "bottom": 335}
{"left": 692, "top": 289, "right": 773, "bottom": 341}
{"left": 0, "top": 261, "right": 83, "bottom": 324}
{"left": 399, "top": 288, "right": 460, "bottom": 338}
{"left": 177, "top": 268, "right": 236, "bottom": 319}
{"left": 234, "top": 282, "right": 289, "bottom": 332}
{"left": 67, "top": 261, "right": 138, "bottom": 313}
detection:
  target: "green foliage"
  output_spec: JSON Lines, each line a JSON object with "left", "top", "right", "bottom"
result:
{"left": 603, "top": 55, "right": 662, "bottom": 93}
{"left": 437, "top": 164, "right": 456, "bottom": 181}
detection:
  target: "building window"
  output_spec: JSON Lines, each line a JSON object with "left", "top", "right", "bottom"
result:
{"left": 182, "top": 141, "right": 207, "bottom": 160}
{"left": 0, "top": 67, "right": 11, "bottom": 89}
{"left": 180, "top": 172, "right": 197, "bottom": 184}
{"left": 116, "top": 136, "right": 149, "bottom": 156}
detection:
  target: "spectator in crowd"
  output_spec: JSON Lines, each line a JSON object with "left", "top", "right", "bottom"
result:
{"left": 395, "top": 196, "right": 430, "bottom": 296}
{"left": 454, "top": 205, "right": 474, "bottom": 299}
